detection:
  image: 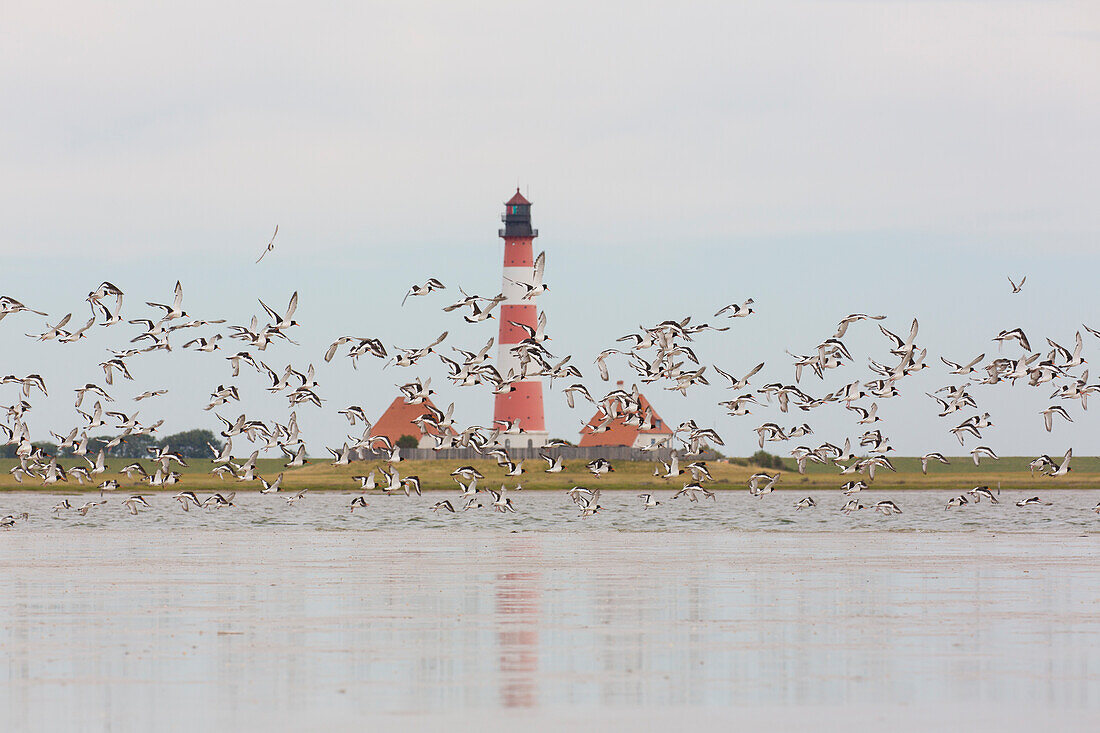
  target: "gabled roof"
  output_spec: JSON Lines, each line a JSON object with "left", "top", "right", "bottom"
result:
{"left": 506, "top": 188, "right": 531, "bottom": 206}
{"left": 372, "top": 396, "right": 453, "bottom": 443}
{"left": 578, "top": 392, "right": 673, "bottom": 447}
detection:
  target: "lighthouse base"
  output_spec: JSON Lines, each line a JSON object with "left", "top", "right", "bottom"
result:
{"left": 493, "top": 432, "right": 550, "bottom": 451}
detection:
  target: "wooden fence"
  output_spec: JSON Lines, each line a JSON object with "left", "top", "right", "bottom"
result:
{"left": 352, "top": 445, "right": 723, "bottom": 463}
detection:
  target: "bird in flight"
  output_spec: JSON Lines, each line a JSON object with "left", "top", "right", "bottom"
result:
{"left": 1008, "top": 275, "right": 1026, "bottom": 293}
{"left": 256, "top": 225, "right": 279, "bottom": 263}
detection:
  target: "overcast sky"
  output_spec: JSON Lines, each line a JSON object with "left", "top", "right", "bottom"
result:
{"left": 1, "top": 1, "right": 1098, "bottom": 457}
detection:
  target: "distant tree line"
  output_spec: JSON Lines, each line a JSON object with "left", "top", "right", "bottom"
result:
{"left": 0, "top": 429, "right": 224, "bottom": 460}
{"left": 727, "top": 450, "right": 787, "bottom": 470}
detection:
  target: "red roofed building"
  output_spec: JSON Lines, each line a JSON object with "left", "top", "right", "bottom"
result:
{"left": 372, "top": 396, "right": 454, "bottom": 449}
{"left": 578, "top": 385, "right": 674, "bottom": 448}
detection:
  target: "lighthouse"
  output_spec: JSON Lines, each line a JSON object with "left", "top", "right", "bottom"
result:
{"left": 494, "top": 189, "right": 548, "bottom": 449}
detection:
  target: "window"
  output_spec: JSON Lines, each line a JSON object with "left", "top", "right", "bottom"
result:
{"left": 527, "top": 439, "right": 534, "bottom": 449}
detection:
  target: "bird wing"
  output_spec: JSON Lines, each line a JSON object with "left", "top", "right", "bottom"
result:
{"left": 532, "top": 251, "right": 545, "bottom": 286}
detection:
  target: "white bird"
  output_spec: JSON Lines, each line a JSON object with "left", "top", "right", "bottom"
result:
{"left": 638, "top": 493, "right": 660, "bottom": 509}
{"left": 255, "top": 225, "right": 279, "bottom": 263}
{"left": 134, "top": 389, "right": 168, "bottom": 401}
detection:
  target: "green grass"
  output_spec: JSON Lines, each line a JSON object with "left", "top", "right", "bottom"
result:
{"left": 1, "top": 456, "right": 1096, "bottom": 493}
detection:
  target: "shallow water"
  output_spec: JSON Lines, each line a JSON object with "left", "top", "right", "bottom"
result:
{"left": 1, "top": 488, "right": 1098, "bottom": 532}
{"left": 1, "top": 492, "right": 1098, "bottom": 731}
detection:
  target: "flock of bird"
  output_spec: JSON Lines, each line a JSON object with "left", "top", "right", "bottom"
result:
{"left": 2, "top": 252, "right": 1100, "bottom": 530}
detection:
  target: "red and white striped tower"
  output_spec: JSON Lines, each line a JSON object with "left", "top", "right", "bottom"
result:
{"left": 494, "top": 189, "right": 548, "bottom": 448}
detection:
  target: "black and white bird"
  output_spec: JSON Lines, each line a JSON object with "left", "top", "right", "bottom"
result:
{"left": 1049, "top": 448, "right": 1073, "bottom": 477}
{"left": 794, "top": 496, "right": 816, "bottom": 510}
{"left": 945, "top": 495, "right": 970, "bottom": 509}
{"left": 352, "top": 471, "right": 376, "bottom": 491}
{"left": 76, "top": 500, "right": 107, "bottom": 517}
{"left": 489, "top": 488, "right": 516, "bottom": 513}
{"left": 174, "top": 491, "right": 202, "bottom": 511}
{"left": 586, "top": 458, "right": 614, "bottom": 478}
{"left": 259, "top": 473, "right": 284, "bottom": 494}
{"left": 1007, "top": 275, "right": 1026, "bottom": 293}
{"left": 967, "top": 485, "right": 1000, "bottom": 504}
{"left": 577, "top": 489, "right": 601, "bottom": 517}
{"left": 638, "top": 493, "right": 660, "bottom": 509}
{"left": 349, "top": 496, "right": 369, "bottom": 513}
{"left": 842, "top": 480, "right": 868, "bottom": 495}
{"left": 748, "top": 471, "right": 780, "bottom": 497}
{"left": 1016, "top": 496, "right": 1052, "bottom": 507}
{"left": 540, "top": 451, "right": 564, "bottom": 473}
{"left": 431, "top": 500, "right": 456, "bottom": 513}
{"left": 841, "top": 499, "right": 866, "bottom": 515}
{"left": 122, "top": 495, "right": 150, "bottom": 515}
{"left": 714, "top": 363, "right": 764, "bottom": 391}
{"left": 1041, "top": 405, "right": 1074, "bottom": 433}
{"left": 146, "top": 281, "right": 188, "bottom": 320}
{"left": 833, "top": 313, "right": 885, "bottom": 338}
{"left": 1, "top": 512, "right": 30, "bottom": 528}
{"left": 402, "top": 278, "right": 445, "bottom": 306}
{"left": 714, "top": 298, "right": 754, "bottom": 318}
{"left": 920, "top": 452, "right": 950, "bottom": 474}
{"left": 872, "top": 500, "right": 902, "bottom": 515}
{"left": 259, "top": 291, "right": 299, "bottom": 331}
{"left": 971, "top": 446, "right": 999, "bottom": 466}
{"left": 505, "top": 251, "right": 547, "bottom": 300}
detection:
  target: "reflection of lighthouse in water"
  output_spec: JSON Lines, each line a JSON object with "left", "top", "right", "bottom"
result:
{"left": 495, "top": 545, "right": 541, "bottom": 708}
{"left": 494, "top": 189, "right": 548, "bottom": 448}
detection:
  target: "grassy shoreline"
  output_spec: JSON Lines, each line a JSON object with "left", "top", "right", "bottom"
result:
{"left": 1, "top": 457, "right": 1096, "bottom": 493}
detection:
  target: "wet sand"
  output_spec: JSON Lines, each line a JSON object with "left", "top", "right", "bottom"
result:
{"left": 1, "top": 529, "right": 1098, "bottom": 731}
